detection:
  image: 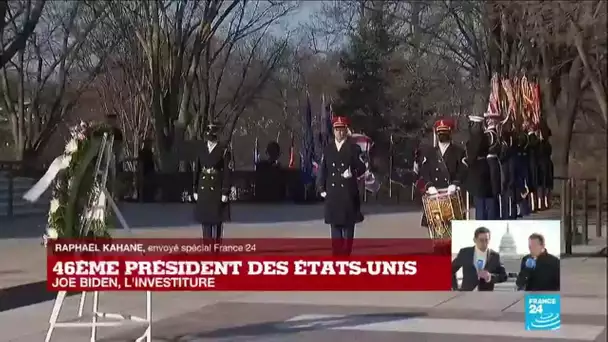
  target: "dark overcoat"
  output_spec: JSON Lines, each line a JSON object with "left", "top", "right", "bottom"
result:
{"left": 193, "top": 142, "right": 232, "bottom": 224}
{"left": 417, "top": 142, "right": 466, "bottom": 227}
{"left": 485, "top": 129, "right": 502, "bottom": 197}
{"left": 526, "top": 134, "right": 540, "bottom": 192}
{"left": 537, "top": 140, "right": 554, "bottom": 191}
{"left": 499, "top": 143, "right": 517, "bottom": 194}
{"left": 317, "top": 140, "right": 366, "bottom": 225}
{"left": 463, "top": 128, "right": 493, "bottom": 198}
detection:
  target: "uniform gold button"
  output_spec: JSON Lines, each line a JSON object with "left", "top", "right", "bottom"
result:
{"left": 332, "top": 163, "right": 335, "bottom": 166}
{"left": 332, "top": 173, "right": 335, "bottom": 176}
{"left": 341, "top": 163, "right": 345, "bottom": 166}
{"left": 211, "top": 187, "right": 214, "bottom": 190}
{"left": 201, "top": 186, "right": 205, "bottom": 189}
{"left": 331, "top": 183, "right": 335, "bottom": 187}
{"left": 341, "top": 184, "right": 344, "bottom": 187}
{"left": 436, "top": 168, "right": 439, "bottom": 171}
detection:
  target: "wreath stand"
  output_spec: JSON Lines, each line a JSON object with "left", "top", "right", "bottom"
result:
{"left": 41, "top": 133, "right": 152, "bottom": 342}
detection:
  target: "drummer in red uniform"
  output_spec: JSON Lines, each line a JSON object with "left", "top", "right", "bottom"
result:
{"left": 415, "top": 118, "right": 467, "bottom": 227}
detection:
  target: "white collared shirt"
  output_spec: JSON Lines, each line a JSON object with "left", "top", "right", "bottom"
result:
{"left": 207, "top": 141, "right": 217, "bottom": 152}
{"left": 335, "top": 139, "right": 345, "bottom": 151}
{"left": 438, "top": 142, "right": 450, "bottom": 156}
{"left": 473, "top": 247, "right": 488, "bottom": 269}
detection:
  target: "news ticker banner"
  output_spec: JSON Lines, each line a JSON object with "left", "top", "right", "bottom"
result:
{"left": 47, "top": 238, "right": 451, "bottom": 292}
{"left": 525, "top": 294, "right": 561, "bottom": 331}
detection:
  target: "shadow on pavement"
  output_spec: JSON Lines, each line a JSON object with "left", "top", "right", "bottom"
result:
{"left": 173, "top": 312, "right": 427, "bottom": 341}
{"left": 0, "top": 203, "right": 418, "bottom": 239}
{"left": 0, "top": 280, "right": 78, "bottom": 313}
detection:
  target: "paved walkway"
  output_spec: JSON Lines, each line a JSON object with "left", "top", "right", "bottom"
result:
{"left": 0, "top": 203, "right": 606, "bottom": 341}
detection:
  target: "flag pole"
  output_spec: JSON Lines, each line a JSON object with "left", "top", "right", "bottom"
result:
{"left": 389, "top": 134, "right": 393, "bottom": 199}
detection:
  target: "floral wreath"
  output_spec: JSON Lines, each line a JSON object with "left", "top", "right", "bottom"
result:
{"left": 44, "top": 121, "right": 115, "bottom": 243}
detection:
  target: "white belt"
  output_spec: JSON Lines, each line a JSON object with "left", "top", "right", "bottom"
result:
{"left": 487, "top": 154, "right": 498, "bottom": 158}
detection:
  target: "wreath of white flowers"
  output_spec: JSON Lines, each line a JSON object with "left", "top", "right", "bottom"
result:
{"left": 43, "top": 121, "right": 114, "bottom": 244}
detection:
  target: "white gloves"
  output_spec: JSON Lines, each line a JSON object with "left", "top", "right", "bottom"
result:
{"left": 342, "top": 167, "right": 352, "bottom": 179}
{"left": 447, "top": 184, "right": 458, "bottom": 194}
{"left": 320, "top": 192, "right": 327, "bottom": 198}
{"left": 193, "top": 193, "right": 198, "bottom": 201}
{"left": 427, "top": 186, "right": 438, "bottom": 195}
{"left": 221, "top": 195, "right": 228, "bottom": 203}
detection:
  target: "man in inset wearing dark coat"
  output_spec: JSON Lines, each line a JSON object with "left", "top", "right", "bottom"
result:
{"left": 317, "top": 116, "right": 366, "bottom": 256}
{"left": 193, "top": 122, "right": 232, "bottom": 244}
{"left": 451, "top": 226, "right": 508, "bottom": 291}
{"left": 516, "top": 233, "right": 560, "bottom": 291}
{"left": 416, "top": 118, "right": 466, "bottom": 226}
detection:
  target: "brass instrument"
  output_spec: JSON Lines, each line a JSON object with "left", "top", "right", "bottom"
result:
{"left": 422, "top": 188, "right": 466, "bottom": 239}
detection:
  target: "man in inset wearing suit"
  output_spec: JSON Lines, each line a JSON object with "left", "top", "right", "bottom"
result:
{"left": 452, "top": 227, "right": 508, "bottom": 291}
{"left": 516, "top": 233, "right": 560, "bottom": 291}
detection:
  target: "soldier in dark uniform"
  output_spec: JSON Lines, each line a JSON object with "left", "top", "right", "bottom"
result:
{"left": 317, "top": 116, "right": 366, "bottom": 256}
{"left": 537, "top": 128, "right": 554, "bottom": 210}
{"left": 514, "top": 132, "right": 531, "bottom": 217}
{"left": 484, "top": 114, "right": 502, "bottom": 220}
{"left": 462, "top": 116, "right": 495, "bottom": 220}
{"left": 499, "top": 129, "right": 518, "bottom": 219}
{"left": 416, "top": 118, "right": 466, "bottom": 226}
{"left": 255, "top": 141, "right": 284, "bottom": 201}
{"left": 193, "top": 122, "right": 231, "bottom": 244}
{"left": 526, "top": 129, "right": 541, "bottom": 213}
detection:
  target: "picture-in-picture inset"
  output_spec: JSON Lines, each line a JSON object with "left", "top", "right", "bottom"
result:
{"left": 451, "top": 220, "right": 560, "bottom": 292}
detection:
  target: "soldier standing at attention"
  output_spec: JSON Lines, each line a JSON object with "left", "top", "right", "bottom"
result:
{"left": 194, "top": 122, "right": 232, "bottom": 244}
{"left": 317, "top": 116, "right": 366, "bottom": 256}
{"left": 499, "top": 129, "right": 518, "bottom": 219}
{"left": 537, "top": 127, "right": 554, "bottom": 210}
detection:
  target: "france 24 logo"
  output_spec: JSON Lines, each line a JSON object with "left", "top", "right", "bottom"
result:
{"left": 525, "top": 294, "right": 561, "bottom": 331}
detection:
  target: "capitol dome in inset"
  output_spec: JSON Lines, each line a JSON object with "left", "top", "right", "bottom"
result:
{"left": 499, "top": 224, "right": 518, "bottom": 256}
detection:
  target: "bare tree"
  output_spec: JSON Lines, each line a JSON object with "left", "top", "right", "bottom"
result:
{"left": 96, "top": 51, "right": 152, "bottom": 164}
{"left": 0, "top": 0, "right": 114, "bottom": 160}
{"left": 0, "top": 0, "right": 46, "bottom": 68}
{"left": 492, "top": 1, "right": 606, "bottom": 177}
{"left": 108, "top": 0, "right": 297, "bottom": 171}
{"left": 191, "top": 0, "right": 297, "bottom": 139}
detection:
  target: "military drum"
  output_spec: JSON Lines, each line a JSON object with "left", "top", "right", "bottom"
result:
{"left": 422, "top": 188, "right": 465, "bottom": 239}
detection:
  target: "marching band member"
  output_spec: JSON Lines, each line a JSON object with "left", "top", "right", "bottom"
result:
{"left": 194, "top": 122, "right": 232, "bottom": 245}
{"left": 317, "top": 116, "right": 366, "bottom": 256}
{"left": 464, "top": 115, "right": 496, "bottom": 220}
{"left": 416, "top": 118, "right": 466, "bottom": 226}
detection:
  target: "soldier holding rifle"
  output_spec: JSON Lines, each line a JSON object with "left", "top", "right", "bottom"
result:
{"left": 317, "top": 116, "right": 366, "bottom": 256}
